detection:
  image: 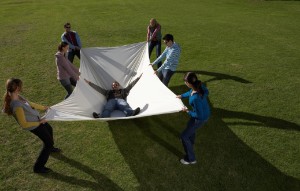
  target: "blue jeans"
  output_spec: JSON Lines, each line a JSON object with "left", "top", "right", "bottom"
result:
{"left": 161, "top": 69, "right": 174, "bottom": 87}
{"left": 180, "top": 118, "right": 206, "bottom": 162}
{"left": 149, "top": 40, "right": 162, "bottom": 68}
{"left": 101, "top": 98, "right": 134, "bottom": 117}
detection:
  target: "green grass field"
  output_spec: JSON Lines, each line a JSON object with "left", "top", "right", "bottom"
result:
{"left": 0, "top": 0, "right": 299, "bottom": 190}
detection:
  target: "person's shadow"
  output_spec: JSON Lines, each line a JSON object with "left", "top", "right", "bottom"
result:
{"left": 108, "top": 70, "right": 300, "bottom": 190}
{"left": 42, "top": 153, "right": 122, "bottom": 191}
{"left": 175, "top": 70, "right": 252, "bottom": 84}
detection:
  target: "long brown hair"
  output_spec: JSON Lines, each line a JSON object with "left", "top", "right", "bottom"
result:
{"left": 184, "top": 72, "right": 204, "bottom": 96}
{"left": 58, "top": 41, "right": 68, "bottom": 51}
{"left": 2, "top": 78, "right": 22, "bottom": 115}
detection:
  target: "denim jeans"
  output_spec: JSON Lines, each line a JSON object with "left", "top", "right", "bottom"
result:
{"left": 67, "top": 49, "right": 80, "bottom": 63}
{"left": 180, "top": 118, "right": 206, "bottom": 162}
{"left": 101, "top": 98, "right": 134, "bottom": 117}
{"left": 161, "top": 69, "right": 174, "bottom": 87}
{"left": 60, "top": 78, "right": 77, "bottom": 99}
{"left": 30, "top": 123, "right": 54, "bottom": 171}
{"left": 149, "top": 40, "right": 162, "bottom": 68}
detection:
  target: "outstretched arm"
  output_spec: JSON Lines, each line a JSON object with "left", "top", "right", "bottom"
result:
{"left": 151, "top": 48, "right": 167, "bottom": 66}
{"left": 28, "top": 101, "right": 48, "bottom": 111}
{"left": 125, "top": 73, "right": 143, "bottom": 91}
{"left": 84, "top": 79, "right": 107, "bottom": 96}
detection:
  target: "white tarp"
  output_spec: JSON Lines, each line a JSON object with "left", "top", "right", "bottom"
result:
{"left": 44, "top": 42, "right": 184, "bottom": 121}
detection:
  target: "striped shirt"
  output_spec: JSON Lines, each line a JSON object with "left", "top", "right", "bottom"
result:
{"left": 152, "top": 42, "right": 181, "bottom": 72}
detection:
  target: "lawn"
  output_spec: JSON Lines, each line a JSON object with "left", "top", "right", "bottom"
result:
{"left": 0, "top": 0, "right": 299, "bottom": 190}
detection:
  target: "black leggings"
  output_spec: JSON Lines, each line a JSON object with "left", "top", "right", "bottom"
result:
{"left": 30, "top": 123, "right": 54, "bottom": 171}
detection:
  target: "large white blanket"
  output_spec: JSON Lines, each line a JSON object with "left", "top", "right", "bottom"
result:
{"left": 44, "top": 42, "right": 184, "bottom": 121}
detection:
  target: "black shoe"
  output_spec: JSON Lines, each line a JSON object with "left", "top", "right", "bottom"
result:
{"left": 132, "top": 107, "right": 140, "bottom": 116}
{"left": 93, "top": 112, "right": 100, "bottom": 118}
{"left": 44, "top": 167, "right": 52, "bottom": 171}
{"left": 51, "top": 147, "right": 61, "bottom": 153}
{"left": 34, "top": 167, "right": 52, "bottom": 174}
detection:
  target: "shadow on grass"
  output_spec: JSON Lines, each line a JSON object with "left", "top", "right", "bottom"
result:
{"left": 108, "top": 71, "right": 299, "bottom": 190}
{"left": 108, "top": 111, "right": 300, "bottom": 190}
{"left": 215, "top": 108, "right": 300, "bottom": 131}
{"left": 43, "top": 154, "right": 122, "bottom": 191}
{"left": 176, "top": 70, "right": 252, "bottom": 84}
{"left": 134, "top": 116, "right": 183, "bottom": 158}
{"left": 171, "top": 85, "right": 300, "bottom": 132}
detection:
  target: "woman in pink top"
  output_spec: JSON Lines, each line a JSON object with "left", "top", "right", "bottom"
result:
{"left": 55, "top": 42, "right": 80, "bottom": 99}
{"left": 147, "top": 18, "right": 162, "bottom": 68}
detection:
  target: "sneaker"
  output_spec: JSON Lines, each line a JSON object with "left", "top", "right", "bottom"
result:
{"left": 132, "top": 107, "right": 140, "bottom": 116}
{"left": 51, "top": 147, "right": 61, "bottom": 153}
{"left": 180, "top": 159, "right": 197, "bottom": 165}
{"left": 93, "top": 112, "right": 100, "bottom": 118}
{"left": 190, "top": 161, "right": 197, "bottom": 164}
{"left": 34, "top": 167, "right": 52, "bottom": 174}
{"left": 43, "top": 167, "right": 52, "bottom": 172}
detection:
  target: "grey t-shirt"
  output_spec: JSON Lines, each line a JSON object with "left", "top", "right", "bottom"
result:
{"left": 10, "top": 97, "right": 40, "bottom": 131}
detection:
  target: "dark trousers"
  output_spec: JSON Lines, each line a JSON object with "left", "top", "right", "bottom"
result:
{"left": 60, "top": 78, "right": 77, "bottom": 99}
{"left": 180, "top": 118, "right": 206, "bottom": 162}
{"left": 149, "top": 40, "right": 162, "bottom": 68}
{"left": 68, "top": 49, "right": 80, "bottom": 63}
{"left": 30, "top": 123, "right": 54, "bottom": 171}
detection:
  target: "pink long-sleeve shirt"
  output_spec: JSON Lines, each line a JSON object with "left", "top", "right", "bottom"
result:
{"left": 55, "top": 52, "right": 80, "bottom": 80}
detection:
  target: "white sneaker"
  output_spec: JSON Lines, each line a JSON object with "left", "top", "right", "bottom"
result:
{"left": 180, "top": 159, "right": 197, "bottom": 165}
{"left": 190, "top": 161, "right": 197, "bottom": 164}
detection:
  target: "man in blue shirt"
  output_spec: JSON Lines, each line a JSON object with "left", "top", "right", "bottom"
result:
{"left": 61, "top": 22, "right": 82, "bottom": 63}
{"left": 150, "top": 34, "right": 181, "bottom": 87}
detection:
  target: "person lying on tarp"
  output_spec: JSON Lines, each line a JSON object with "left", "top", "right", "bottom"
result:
{"left": 84, "top": 74, "right": 142, "bottom": 118}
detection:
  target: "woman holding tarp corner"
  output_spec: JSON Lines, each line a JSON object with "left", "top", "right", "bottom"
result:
{"left": 55, "top": 41, "right": 80, "bottom": 99}
{"left": 176, "top": 72, "right": 210, "bottom": 165}
{"left": 2, "top": 78, "right": 61, "bottom": 173}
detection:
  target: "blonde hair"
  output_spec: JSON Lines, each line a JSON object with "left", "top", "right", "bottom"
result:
{"left": 150, "top": 18, "right": 158, "bottom": 27}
